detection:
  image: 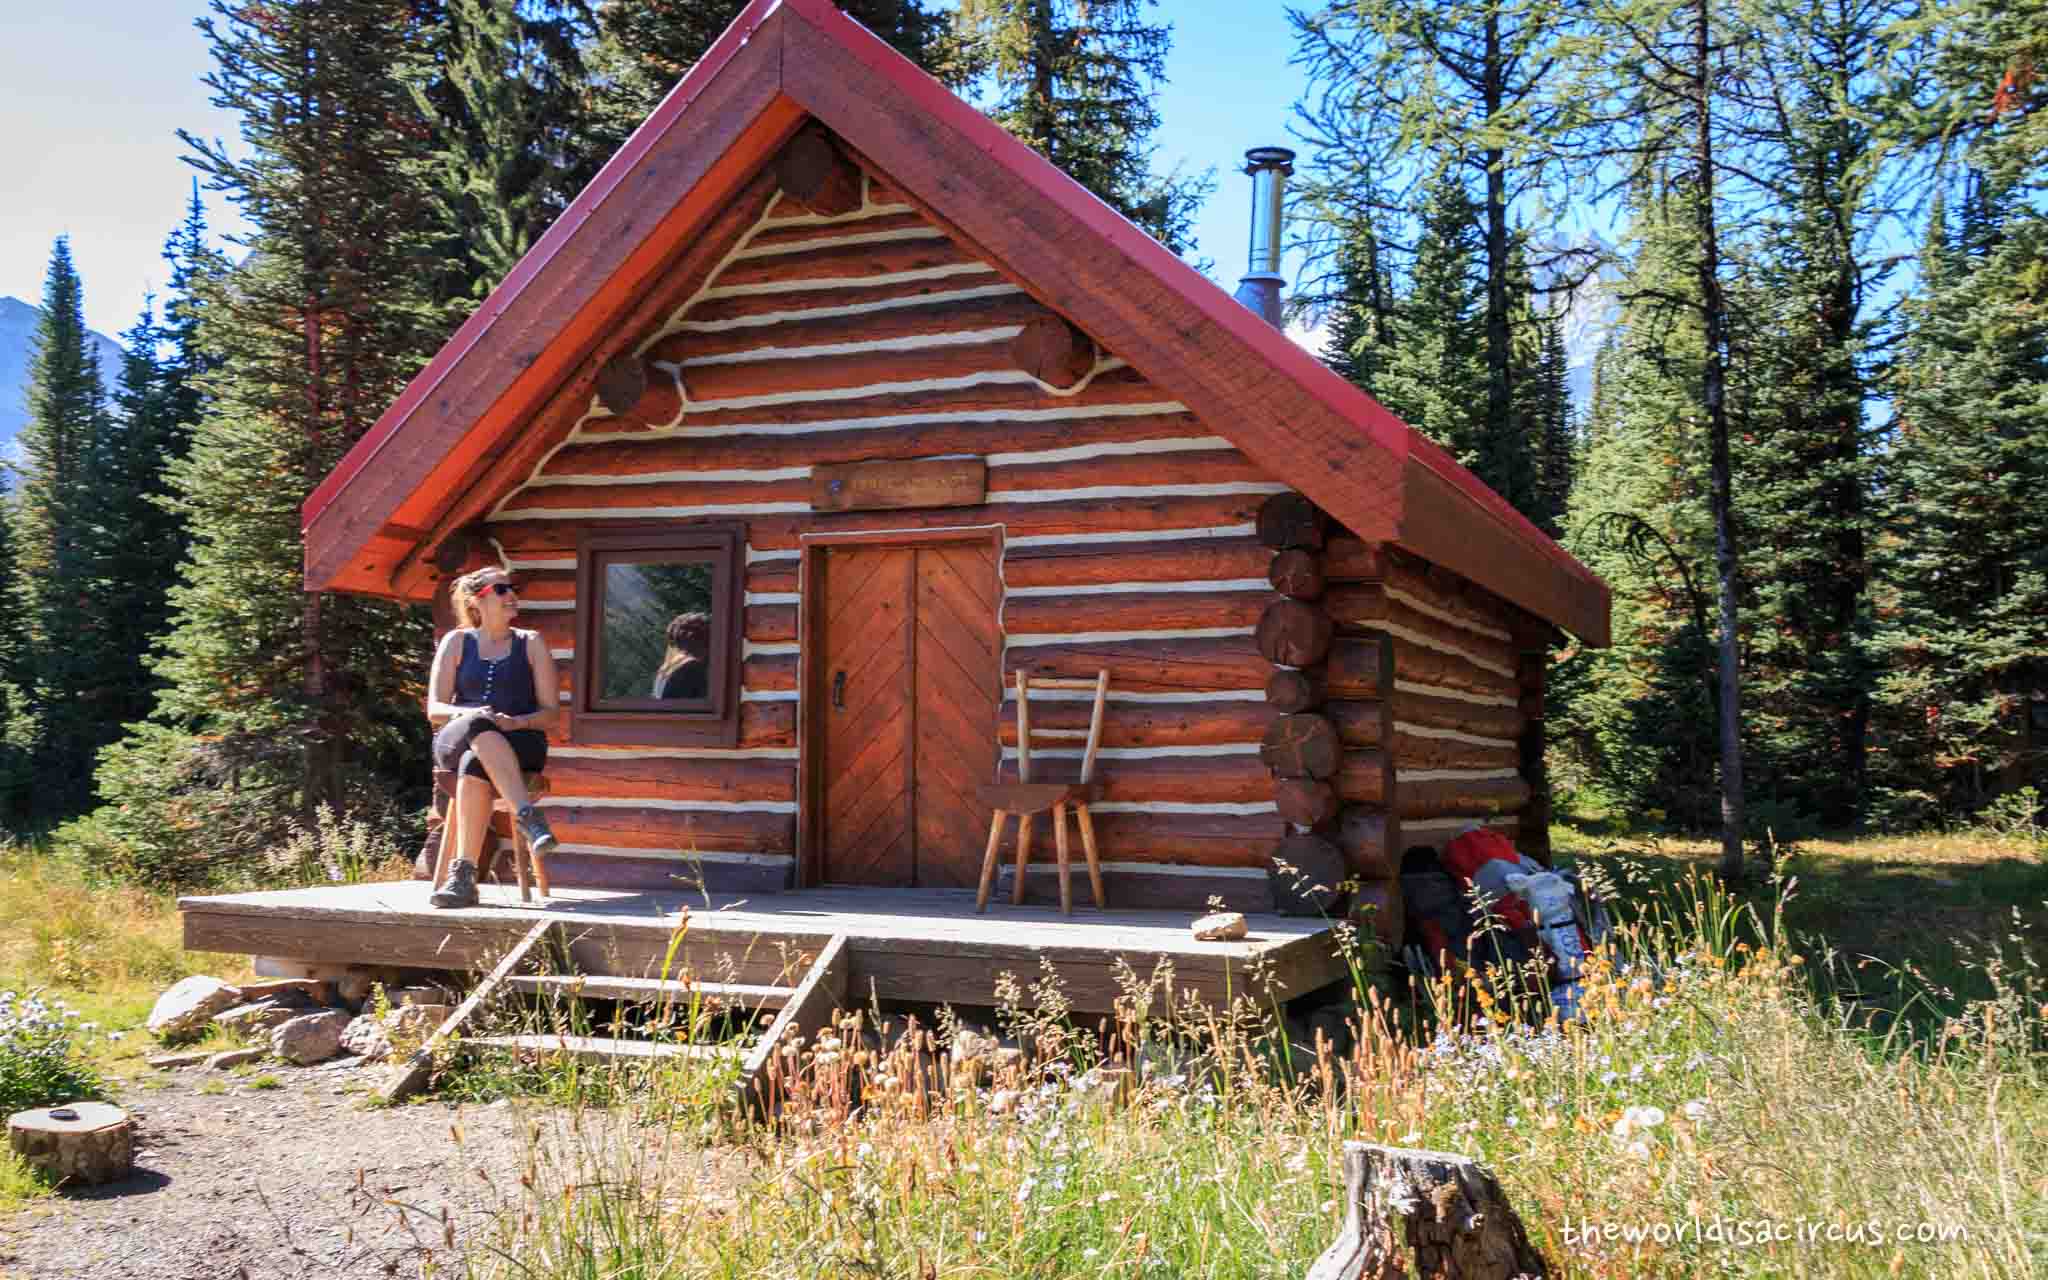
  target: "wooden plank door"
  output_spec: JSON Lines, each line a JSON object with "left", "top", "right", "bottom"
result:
{"left": 817, "top": 537, "right": 999, "bottom": 887}
{"left": 820, "top": 545, "right": 916, "bottom": 886}
{"left": 909, "top": 540, "right": 1001, "bottom": 887}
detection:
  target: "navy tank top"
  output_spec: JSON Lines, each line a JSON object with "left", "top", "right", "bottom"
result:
{"left": 452, "top": 629, "right": 540, "bottom": 716}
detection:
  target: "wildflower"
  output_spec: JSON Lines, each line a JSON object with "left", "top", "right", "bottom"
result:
{"left": 1016, "top": 1178, "right": 1037, "bottom": 1204}
{"left": 1611, "top": 1105, "right": 1666, "bottom": 1142}
{"left": 1681, "top": 1099, "right": 1709, "bottom": 1124}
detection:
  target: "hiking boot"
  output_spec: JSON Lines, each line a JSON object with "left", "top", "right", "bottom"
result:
{"left": 430, "top": 859, "right": 479, "bottom": 909}
{"left": 516, "top": 804, "right": 559, "bottom": 856}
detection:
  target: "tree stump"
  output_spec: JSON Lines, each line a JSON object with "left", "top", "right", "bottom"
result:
{"left": 1307, "top": 1141, "right": 1549, "bottom": 1280}
{"left": 9, "top": 1103, "right": 134, "bottom": 1186}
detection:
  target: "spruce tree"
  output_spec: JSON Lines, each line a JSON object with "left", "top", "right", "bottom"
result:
{"left": 944, "top": 0, "right": 1211, "bottom": 254}
{"left": 1293, "top": 0, "right": 1577, "bottom": 525}
{"left": 0, "top": 476, "right": 28, "bottom": 825}
{"left": 1554, "top": 198, "right": 1722, "bottom": 826}
{"left": 406, "top": 0, "right": 596, "bottom": 305}
{"left": 1870, "top": 176, "right": 2048, "bottom": 820}
{"left": 1319, "top": 222, "right": 1396, "bottom": 393}
{"left": 583, "top": 0, "right": 946, "bottom": 167}
{"left": 1531, "top": 302, "right": 1575, "bottom": 536}
{"left": 1372, "top": 175, "right": 1486, "bottom": 467}
{"left": 11, "top": 236, "right": 111, "bottom": 816}
{"left": 98, "top": 0, "right": 442, "bottom": 881}
{"left": 90, "top": 299, "right": 189, "bottom": 740}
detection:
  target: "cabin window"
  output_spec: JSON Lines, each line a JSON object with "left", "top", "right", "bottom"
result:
{"left": 572, "top": 524, "right": 744, "bottom": 746}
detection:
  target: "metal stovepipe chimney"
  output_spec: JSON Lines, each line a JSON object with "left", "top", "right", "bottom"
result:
{"left": 1232, "top": 146, "right": 1294, "bottom": 327}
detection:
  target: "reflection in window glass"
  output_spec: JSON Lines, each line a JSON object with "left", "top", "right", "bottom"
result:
{"left": 598, "top": 559, "right": 715, "bottom": 702}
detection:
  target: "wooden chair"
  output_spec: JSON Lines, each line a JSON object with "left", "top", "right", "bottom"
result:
{"left": 975, "top": 670, "right": 1109, "bottom": 914}
{"left": 431, "top": 769, "right": 553, "bottom": 903}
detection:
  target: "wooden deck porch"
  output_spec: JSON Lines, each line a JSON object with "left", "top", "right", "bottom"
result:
{"left": 177, "top": 882, "right": 1345, "bottom": 1013}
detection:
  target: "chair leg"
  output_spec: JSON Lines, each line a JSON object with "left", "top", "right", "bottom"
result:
{"left": 513, "top": 827, "right": 532, "bottom": 903}
{"left": 1011, "top": 812, "right": 1033, "bottom": 906}
{"left": 976, "top": 810, "right": 1007, "bottom": 912}
{"left": 1053, "top": 802, "right": 1073, "bottom": 916}
{"left": 529, "top": 835, "right": 551, "bottom": 901}
{"left": 1076, "top": 803, "right": 1106, "bottom": 910}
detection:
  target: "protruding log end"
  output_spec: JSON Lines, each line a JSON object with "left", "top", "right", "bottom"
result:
{"left": 1260, "top": 712, "right": 1341, "bottom": 779}
{"left": 774, "top": 127, "right": 862, "bottom": 217}
{"left": 1332, "top": 805, "right": 1396, "bottom": 881}
{"left": 1269, "top": 832, "right": 1347, "bottom": 916}
{"left": 1009, "top": 314, "right": 1095, "bottom": 388}
{"left": 1256, "top": 599, "right": 1334, "bottom": 668}
{"left": 1265, "top": 667, "right": 1326, "bottom": 713}
{"left": 1274, "top": 777, "right": 1340, "bottom": 826}
{"left": 1256, "top": 492, "right": 1327, "bottom": 550}
{"left": 1268, "top": 548, "right": 1325, "bottom": 600}
{"left": 595, "top": 354, "right": 648, "bottom": 417}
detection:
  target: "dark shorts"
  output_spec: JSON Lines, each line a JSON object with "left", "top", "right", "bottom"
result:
{"left": 433, "top": 713, "right": 548, "bottom": 782}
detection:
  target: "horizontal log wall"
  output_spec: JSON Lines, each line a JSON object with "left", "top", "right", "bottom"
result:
{"left": 1374, "top": 544, "right": 1547, "bottom": 862}
{"left": 469, "top": 172, "right": 1292, "bottom": 904}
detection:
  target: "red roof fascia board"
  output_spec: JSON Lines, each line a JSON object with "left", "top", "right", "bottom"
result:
{"left": 301, "top": 0, "right": 789, "bottom": 530}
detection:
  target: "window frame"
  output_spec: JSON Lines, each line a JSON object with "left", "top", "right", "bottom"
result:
{"left": 571, "top": 522, "right": 745, "bottom": 747}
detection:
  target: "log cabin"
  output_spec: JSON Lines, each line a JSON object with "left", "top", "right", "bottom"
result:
{"left": 178, "top": 0, "right": 1609, "bottom": 1018}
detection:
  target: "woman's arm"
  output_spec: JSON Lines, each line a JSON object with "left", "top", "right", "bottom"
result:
{"left": 488, "top": 631, "right": 561, "bottom": 733}
{"left": 425, "top": 630, "right": 471, "bottom": 726}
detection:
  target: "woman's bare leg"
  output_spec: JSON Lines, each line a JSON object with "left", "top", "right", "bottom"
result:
{"left": 466, "top": 729, "right": 533, "bottom": 811}
{"left": 455, "top": 773, "right": 495, "bottom": 866}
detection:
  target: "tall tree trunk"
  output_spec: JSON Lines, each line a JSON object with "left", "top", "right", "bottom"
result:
{"left": 1693, "top": 0, "right": 1746, "bottom": 879}
{"left": 1482, "top": 10, "right": 1512, "bottom": 503}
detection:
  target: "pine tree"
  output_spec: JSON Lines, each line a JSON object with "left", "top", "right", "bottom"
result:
{"left": 1319, "top": 222, "right": 1396, "bottom": 392}
{"left": 88, "top": 298, "right": 189, "bottom": 739}
{"left": 1554, "top": 198, "right": 1722, "bottom": 827}
{"left": 1870, "top": 175, "right": 2048, "bottom": 821}
{"left": 11, "top": 237, "right": 111, "bottom": 816}
{"left": 405, "top": 0, "right": 596, "bottom": 305}
{"left": 97, "top": 0, "right": 442, "bottom": 881}
{"left": 1373, "top": 175, "right": 1486, "bottom": 466}
{"left": 1293, "top": 0, "right": 1577, "bottom": 526}
{"left": 0, "top": 476, "right": 29, "bottom": 824}
{"left": 1531, "top": 301, "right": 1575, "bottom": 536}
{"left": 944, "top": 0, "right": 1211, "bottom": 254}
{"left": 583, "top": 0, "right": 946, "bottom": 168}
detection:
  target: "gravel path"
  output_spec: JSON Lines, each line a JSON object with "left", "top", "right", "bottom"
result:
{"left": 0, "top": 1059, "right": 543, "bottom": 1279}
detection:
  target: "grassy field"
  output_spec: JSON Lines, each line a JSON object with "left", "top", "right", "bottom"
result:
{"left": 0, "top": 826, "right": 2042, "bottom": 1276}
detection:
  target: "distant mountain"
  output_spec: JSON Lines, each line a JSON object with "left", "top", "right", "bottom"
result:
{"left": 1530, "top": 235, "right": 1622, "bottom": 418}
{"left": 0, "top": 296, "right": 126, "bottom": 463}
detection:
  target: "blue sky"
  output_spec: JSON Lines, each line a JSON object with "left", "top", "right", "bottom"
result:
{"left": 2, "top": 1, "right": 1307, "bottom": 341}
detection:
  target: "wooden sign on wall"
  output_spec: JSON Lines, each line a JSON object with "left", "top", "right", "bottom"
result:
{"left": 811, "top": 458, "right": 987, "bottom": 512}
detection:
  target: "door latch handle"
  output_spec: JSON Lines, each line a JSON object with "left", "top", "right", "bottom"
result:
{"left": 832, "top": 670, "right": 847, "bottom": 710}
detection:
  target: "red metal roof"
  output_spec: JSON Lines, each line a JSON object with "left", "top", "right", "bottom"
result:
{"left": 302, "top": 0, "right": 1609, "bottom": 644}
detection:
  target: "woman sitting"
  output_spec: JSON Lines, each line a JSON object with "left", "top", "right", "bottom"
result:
{"left": 425, "top": 566, "right": 561, "bottom": 909}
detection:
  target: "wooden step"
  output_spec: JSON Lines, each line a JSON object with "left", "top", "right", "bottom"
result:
{"left": 506, "top": 974, "right": 792, "bottom": 1008}
{"left": 467, "top": 1034, "right": 740, "bottom": 1063}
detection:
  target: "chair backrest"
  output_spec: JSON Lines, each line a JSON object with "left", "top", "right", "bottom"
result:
{"left": 1012, "top": 670, "right": 1110, "bottom": 784}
